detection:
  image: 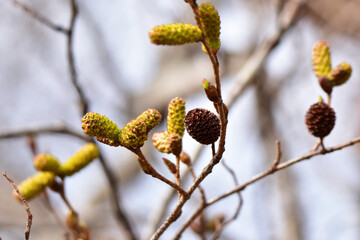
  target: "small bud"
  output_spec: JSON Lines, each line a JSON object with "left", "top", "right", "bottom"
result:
{"left": 137, "top": 157, "right": 153, "bottom": 175}
{"left": 305, "top": 100, "right": 336, "bottom": 138}
{"left": 149, "top": 23, "right": 202, "bottom": 45}
{"left": 82, "top": 112, "right": 121, "bottom": 147}
{"left": 312, "top": 41, "right": 331, "bottom": 78}
{"left": 180, "top": 151, "right": 191, "bottom": 165}
{"left": 169, "top": 133, "right": 182, "bottom": 156}
{"left": 328, "top": 62, "right": 352, "bottom": 86}
{"left": 185, "top": 108, "right": 221, "bottom": 145}
{"left": 202, "top": 79, "right": 220, "bottom": 103}
{"left": 33, "top": 154, "right": 62, "bottom": 173}
{"left": 162, "top": 158, "right": 177, "bottom": 174}
{"left": 14, "top": 172, "right": 55, "bottom": 201}
{"left": 199, "top": 3, "right": 221, "bottom": 53}
{"left": 119, "top": 109, "right": 162, "bottom": 149}
{"left": 318, "top": 75, "right": 333, "bottom": 95}
{"left": 60, "top": 143, "right": 100, "bottom": 176}
{"left": 167, "top": 97, "right": 186, "bottom": 136}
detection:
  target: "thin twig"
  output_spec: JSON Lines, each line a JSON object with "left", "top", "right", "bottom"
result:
{"left": 206, "top": 136, "right": 360, "bottom": 213}
{"left": 0, "top": 123, "right": 90, "bottom": 142}
{"left": 10, "top": 0, "right": 68, "bottom": 33}
{"left": 135, "top": 149, "right": 188, "bottom": 197}
{"left": 173, "top": 136, "right": 360, "bottom": 239}
{"left": 67, "top": 0, "right": 88, "bottom": 115}
{"left": 209, "top": 161, "right": 242, "bottom": 240}
{"left": 3, "top": 172, "right": 33, "bottom": 240}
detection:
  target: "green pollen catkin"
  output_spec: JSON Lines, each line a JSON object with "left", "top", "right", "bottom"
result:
{"left": 119, "top": 109, "right": 162, "bottom": 149}
{"left": 199, "top": 3, "right": 221, "bottom": 52}
{"left": 149, "top": 23, "right": 202, "bottom": 45}
{"left": 33, "top": 154, "right": 62, "bottom": 173}
{"left": 82, "top": 112, "right": 121, "bottom": 147}
{"left": 14, "top": 171, "right": 55, "bottom": 201}
{"left": 59, "top": 143, "right": 100, "bottom": 176}
{"left": 312, "top": 41, "right": 331, "bottom": 78}
{"left": 167, "top": 97, "right": 186, "bottom": 136}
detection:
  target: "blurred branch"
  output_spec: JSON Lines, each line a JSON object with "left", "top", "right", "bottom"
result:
{"left": 8, "top": 1, "right": 137, "bottom": 239}
{"left": 209, "top": 161, "right": 243, "bottom": 240}
{"left": 10, "top": 0, "right": 68, "bottom": 33}
{"left": 0, "top": 123, "right": 90, "bottom": 141}
{"left": 225, "top": 0, "right": 304, "bottom": 107}
{"left": 3, "top": 172, "right": 33, "bottom": 240}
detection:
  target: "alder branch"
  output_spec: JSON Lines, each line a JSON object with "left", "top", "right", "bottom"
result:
{"left": 176, "top": 136, "right": 360, "bottom": 236}
{"left": 148, "top": 1, "right": 305, "bottom": 232}
{"left": 0, "top": 123, "right": 90, "bottom": 141}
{"left": 3, "top": 172, "right": 33, "bottom": 240}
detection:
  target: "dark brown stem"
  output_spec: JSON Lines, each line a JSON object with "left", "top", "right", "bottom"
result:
{"left": 67, "top": 0, "right": 88, "bottom": 115}
{"left": 134, "top": 149, "right": 188, "bottom": 197}
{"left": 175, "top": 155, "right": 182, "bottom": 199}
{"left": 3, "top": 172, "right": 33, "bottom": 240}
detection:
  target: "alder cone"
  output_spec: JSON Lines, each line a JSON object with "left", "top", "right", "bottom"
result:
{"left": 185, "top": 108, "right": 220, "bottom": 145}
{"left": 305, "top": 102, "right": 336, "bottom": 138}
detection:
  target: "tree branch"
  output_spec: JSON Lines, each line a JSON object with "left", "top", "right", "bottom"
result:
{"left": 3, "top": 172, "right": 33, "bottom": 240}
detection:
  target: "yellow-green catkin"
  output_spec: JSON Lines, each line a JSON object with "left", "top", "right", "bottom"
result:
{"left": 82, "top": 112, "right": 121, "bottom": 147}
{"left": 328, "top": 62, "right": 352, "bottom": 86}
{"left": 149, "top": 23, "right": 202, "bottom": 45}
{"left": 152, "top": 131, "right": 171, "bottom": 153}
{"left": 199, "top": 3, "right": 221, "bottom": 53}
{"left": 14, "top": 172, "right": 55, "bottom": 201}
{"left": 167, "top": 97, "right": 186, "bottom": 136}
{"left": 60, "top": 143, "right": 100, "bottom": 176}
{"left": 119, "top": 109, "right": 162, "bottom": 149}
{"left": 33, "top": 154, "right": 62, "bottom": 173}
{"left": 312, "top": 41, "right": 331, "bottom": 78}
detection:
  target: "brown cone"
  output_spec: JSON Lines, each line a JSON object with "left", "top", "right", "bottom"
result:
{"left": 185, "top": 108, "right": 220, "bottom": 145}
{"left": 305, "top": 102, "right": 336, "bottom": 138}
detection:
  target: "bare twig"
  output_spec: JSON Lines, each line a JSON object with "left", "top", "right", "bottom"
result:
{"left": 135, "top": 149, "right": 188, "bottom": 197}
{"left": 173, "top": 136, "right": 360, "bottom": 239}
{"left": 10, "top": 0, "right": 68, "bottom": 33}
{"left": 3, "top": 172, "right": 33, "bottom": 240}
{"left": 0, "top": 123, "right": 90, "bottom": 142}
{"left": 66, "top": 0, "right": 88, "bottom": 115}
{"left": 205, "top": 136, "right": 360, "bottom": 214}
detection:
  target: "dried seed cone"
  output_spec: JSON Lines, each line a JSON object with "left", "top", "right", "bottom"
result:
{"left": 328, "top": 62, "right": 352, "bottom": 86}
{"left": 33, "top": 154, "right": 62, "bottom": 173}
{"left": 14, "top": 172, "right": 55, "bottom": 201}
{"left": 199, "top": 3, "right": 221, "bottom": 52}
{"left": 312, "top": 41, "right": 331, "bottom": 78}
{"left": 82, "top": 112, "right": 121, "bottom": 147}
{"left": 149, "top": 23, "right": 202, "bottom": 45}
{"left": 167, "top": 97, "right": 186, "bottom": 136}
{"left": 60, "top": 143, "right": 100, "bottom": 176}
{"left": 305, "top": 102, "right": 336, "bottom": 138}
{"left": 119, "top": 109, "right": 162, "bottom": 149}
{"left": 185, "top": 108, "right": 220, "bottom": 145}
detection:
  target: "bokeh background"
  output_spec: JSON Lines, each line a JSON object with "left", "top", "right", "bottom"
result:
{"left": 1, "top": 0, "right": 360, "bottom": 239}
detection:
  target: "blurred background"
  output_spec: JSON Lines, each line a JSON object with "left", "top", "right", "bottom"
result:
{"left": 1, "top": 0, "right": 360, "bottom": 239}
